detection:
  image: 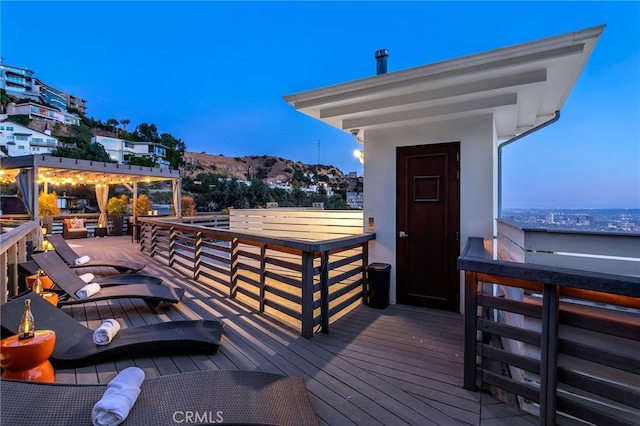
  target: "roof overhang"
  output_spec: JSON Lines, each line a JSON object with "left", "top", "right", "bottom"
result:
{"left": 0, "top": 155, "right": 180, "bottom": 185}
{"left": 284, "top": 25, "right": 605, "bottom": 140}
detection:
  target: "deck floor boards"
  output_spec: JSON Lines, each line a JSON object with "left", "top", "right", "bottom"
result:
{"left": 45, "top": 236, "right": 537, "bottom": 425}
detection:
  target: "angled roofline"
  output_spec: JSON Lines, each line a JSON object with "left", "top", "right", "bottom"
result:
{"left": 284, "top": 25, "right": 605, "bottom": 105}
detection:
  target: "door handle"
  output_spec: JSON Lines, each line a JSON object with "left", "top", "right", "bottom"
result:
{"left": 398, "top": 231, "right": 409, "bottom": 238}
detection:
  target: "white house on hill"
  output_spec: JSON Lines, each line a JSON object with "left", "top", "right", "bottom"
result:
{"left": 0, "top": 120, "right": 63, "bottom": 157}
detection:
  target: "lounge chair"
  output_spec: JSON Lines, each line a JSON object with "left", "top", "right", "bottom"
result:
{"left": 0, "top": 370, "right": 318, "bottom": 426}
{"left": 18, "top": 260, "right": 162, "bottom": 285}
{"left": 1, "top": 293, "right": 223, "bottom": 368}
{"left": 46, "top": 233, "right": 145, "bottom": 273}
{"left": 31, "top": 251, "right": 184, "bottom": 311}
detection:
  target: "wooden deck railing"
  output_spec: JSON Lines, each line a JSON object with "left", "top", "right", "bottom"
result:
{"left": 458, "top": 237, "right": 640, "bottom": 425}
{"left": 0, "top": 220, "right": 41, "bottom": 303}
{"left": 138, "top": 217, "right": 375, "bottom": 338}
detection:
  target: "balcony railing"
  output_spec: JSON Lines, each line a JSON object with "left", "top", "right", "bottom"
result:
{"left": 458, "top": 237, "right": 639, "bottom": 425}
{"left": 137, "top": 212, "right": 374, "bottom": 338}
{"left": 0, "top": 220, "right": 41, "bottom": 303}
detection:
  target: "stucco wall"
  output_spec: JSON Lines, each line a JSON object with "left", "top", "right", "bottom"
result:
{"left": 362, "top": 114, "right": 497, "bottom": 311}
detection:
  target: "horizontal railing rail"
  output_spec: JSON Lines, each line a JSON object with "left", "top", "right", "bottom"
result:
{"left": 138, "top": 217, "right": 375, "bottom": 338}
{"left": 458, "top": 237, "right": 640, "bottom": 426}
{"left": 497, "top": 219, "right": 640, "bottom": 276}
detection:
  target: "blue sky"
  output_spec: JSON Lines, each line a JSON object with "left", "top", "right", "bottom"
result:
{"left": 2, "top": 1, "right": 638, "bottom": 209}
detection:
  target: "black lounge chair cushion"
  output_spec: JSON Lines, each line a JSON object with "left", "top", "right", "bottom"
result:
{"left": 31, "top": 251, "right": 183, "bottom": 307}
{"left": 19, "top": 258, "right": 162, "bottom": 285}
{"left": 1, "top": 293, "right": 223, "bottom": 368}
{"left": 0, "top": 370, "right": 318, "bottom": 425}
{"left": 46, "top": 234, "right": 145, "bottom": 273}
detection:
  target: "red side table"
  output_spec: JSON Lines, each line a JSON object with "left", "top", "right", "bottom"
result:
{"left": 0, "top": 330, "right": 56, "bottom": 382}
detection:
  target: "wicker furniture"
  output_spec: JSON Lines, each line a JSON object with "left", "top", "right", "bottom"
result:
{"left": 0, "top": 370, "right": 318, "bottom": 426}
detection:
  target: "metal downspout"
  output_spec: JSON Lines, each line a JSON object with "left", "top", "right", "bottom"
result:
{"left": 497, "top": 110, "right": 561, "bottom": 218}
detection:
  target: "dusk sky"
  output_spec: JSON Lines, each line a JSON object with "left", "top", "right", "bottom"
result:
{"left": 2, "top": 1, "right": 638, "bottom": 209}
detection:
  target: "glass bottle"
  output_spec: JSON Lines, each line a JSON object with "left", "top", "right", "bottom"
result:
{"left": 33, "top": 270, "right": 44, "bottom": 296}
{"left": 18, "top": 299, "right": 35, "bottom": 340}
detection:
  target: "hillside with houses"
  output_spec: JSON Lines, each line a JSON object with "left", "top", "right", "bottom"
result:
{"left": 182, "top": 151, "right": 361, "bottom": 192}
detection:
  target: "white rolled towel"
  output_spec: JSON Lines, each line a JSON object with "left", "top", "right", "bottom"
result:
{"left": 75, "top": 255, "right": 91, "bottom": 266}
{"left": 92, "top": 367, "right": 145, "bottom": 426}
{"left": 76, "top": 283, "right": 101, "bottom": 299}
{"left": 79, "top": 273, "right": 95, "bottom": 283}
{"left": 93, "top": 319, "right": 121, "bottom": 345}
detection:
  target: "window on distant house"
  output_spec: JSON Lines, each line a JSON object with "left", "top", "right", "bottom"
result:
{"left": 18, "top": 145, "right": 25, "bottom": 150}
{"left": 16, "top": 136, "right": 28, "bottom": 141}
{"left": 6, "top": 127, "right": 13, "bottom": 131}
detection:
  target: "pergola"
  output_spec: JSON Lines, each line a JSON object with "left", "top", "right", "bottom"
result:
{"left": 0, "top": 155, "right": 182, "bottom": 230}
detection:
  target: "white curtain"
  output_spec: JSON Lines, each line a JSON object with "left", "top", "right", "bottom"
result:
{"left": 172, "top": 179, "right": 181, "bottom": 218}
{"left": 16, "top": 169, "right": 34, "bottom": 217}
{"left": 96, "top": 185, "right": 109, "bottom": 229}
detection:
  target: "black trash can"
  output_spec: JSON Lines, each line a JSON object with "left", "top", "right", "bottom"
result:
{"left": 366, "top": 263, "right": 391, "bottom": 309}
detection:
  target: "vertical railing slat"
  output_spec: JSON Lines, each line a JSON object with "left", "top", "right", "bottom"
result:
{"left": 320, "top": 251, "right": 330, "bottom": 333}
{"left": 0, "top": 252, "right": 7, "bottom": 304}
{"left": 301, "top": 251, "right": 314, "bottom": 338}
{"left": 8, "top": 245, "right": 18, "bottom": 298}
{"left": 150, "top": 225, "right": 158, "bottom": 257}
{"left": 540, "top": 283, "right": 560, "bottom": 426}
{"left": 229, "top": 238, "right": 238, "bottom": 298}
{"left": 194, "top": 231, "right": 202, "bottom": 280}
{"left": 361, "top": 242, "right": 369, "bottom": 304}
{"left": 464, "top": 270, "right": 479, "bottom": 390}
{"left": 168, "top": 227, "right": 176, "bottom": 266}
{"left": 259, "top": 244, "right": 266, "bottom": 312}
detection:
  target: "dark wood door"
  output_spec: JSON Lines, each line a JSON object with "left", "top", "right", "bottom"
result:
{"left": 396, "top": 142, "right": 460, "bottom": 311}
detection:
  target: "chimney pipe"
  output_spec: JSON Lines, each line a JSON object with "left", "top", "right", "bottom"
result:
{"left": 375, "top": 49, "right": 389, "bottom": 75}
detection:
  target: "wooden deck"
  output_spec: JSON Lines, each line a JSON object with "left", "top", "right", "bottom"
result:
{"left": 54, "top": 236, "right": 537, "bottom": 425}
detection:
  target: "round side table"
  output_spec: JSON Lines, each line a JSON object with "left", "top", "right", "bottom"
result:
{"left": 0, "top": 330, "right": 56, "bottom": 382}
{"left": 26, "top": 274, "right": 54, "bottom": 290}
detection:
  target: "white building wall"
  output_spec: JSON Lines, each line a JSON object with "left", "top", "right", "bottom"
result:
{"left": 92, "top": 136, "right": 124, "bottom": 163}
{"left": 363, "top": 114, "right": 497, "bottom": 311}
{"left": 0, "top": 122, "right": 60, "bottom": 156}
{"left": 6, "top": 103, "right": 80, "bottom": 125}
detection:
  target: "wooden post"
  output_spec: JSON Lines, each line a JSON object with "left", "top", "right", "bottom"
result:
{"left": 362, "top": 242, "right": 369, "bottom": 304}
{"left": 540, "top": 283, "right": 560, "bottom": 425}
{"left": 259, "top": 244, "right": 266, "bottom": 312}
{"left": 320, "top": 251, "right": 329, "bottom": 333}
{"left": 301, "top": 251, "right": 314, "bottom": 338}
{"left": 0, "top": 251, "right": 7, "bottom": 304}
{"left": 229, "top": 238, "right": 238, "bottom": 298}
{"left": 150, "top": 225, "right": 158, "bottom": 257}
{"left": 463, "top": 270, "right": 479, "bottom": 390}
{"left": 194, "top": 231, "right": 202, "bottom": 280}
{"left": 168, "top": 227, "right": 176, "bottom": 266}
{"left": 139, "top": 223, "right": 145, "bottom": 252}
{"left": 8, "top": 245, "right": 18, "bottom": 298}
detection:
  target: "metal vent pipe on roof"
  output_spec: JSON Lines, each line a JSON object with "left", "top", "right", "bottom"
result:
{"left": 375, "top": 49, "right": 389, "bottom": 75}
